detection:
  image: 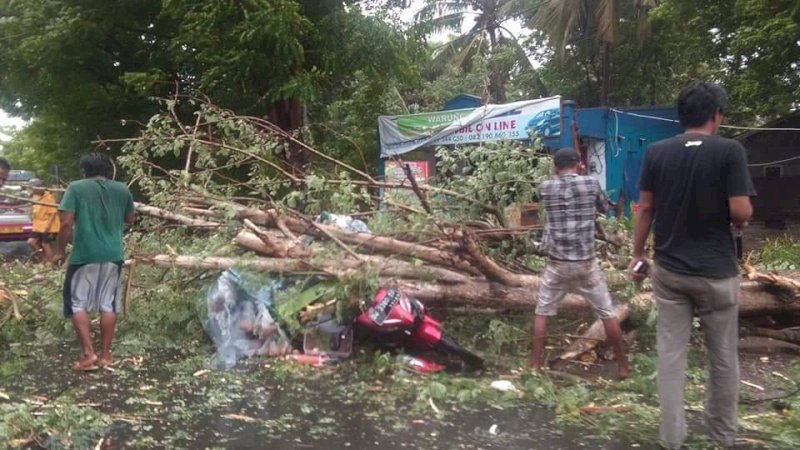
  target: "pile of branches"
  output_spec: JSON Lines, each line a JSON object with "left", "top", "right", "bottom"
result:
{"left": 108, "top": 98, "right": 800, "bottom": 359}
{"left": 114, "top": 99, "right": 620, "bottom": 313}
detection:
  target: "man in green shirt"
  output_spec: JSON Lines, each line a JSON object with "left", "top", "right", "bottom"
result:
{"left": 55, "top": 153, "right": 135, "bottom": 371}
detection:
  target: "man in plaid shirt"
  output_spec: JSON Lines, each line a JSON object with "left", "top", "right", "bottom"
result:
{"left": 530, "top": 148, "right": 629, "bottom": 379}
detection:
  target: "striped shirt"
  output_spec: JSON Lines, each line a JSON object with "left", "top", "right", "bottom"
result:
{"left": 540, "top": 174, "right": 606, "bottom": 261}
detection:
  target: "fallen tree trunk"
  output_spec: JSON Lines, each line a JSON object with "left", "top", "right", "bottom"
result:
{"left": 557, "top": 284, "right": 800, "bottom": 361}
{"left": 742, "top": 262, "right": 800, "bottom": 301}
{"left": 397, "top": 279, "right": 800, "bottom": 319}
{"left": 212, "top": 203, "right": 483, "bottom": 275}
{"left": 233, "top": 230, "right": 473, "bottom": 283}
{"left": 463, "top": 234, "right": 538, "bottom": 287}
{"left": 741, "top": 326, "right": 800, "bottom": 346}
{"left": 133, "top": 252, "right": 800, "bottom": 318}
{"left": 557, "top": 305, "right": 631, "bottom": 361}
{"left": 135, "top": 203, "right": 220, "bottom": 228}
{"left": 136, "top": 253, "right": 474, "bottom": 285}
{"left": 236, "top": 224, "right": 310, "bottom": 259}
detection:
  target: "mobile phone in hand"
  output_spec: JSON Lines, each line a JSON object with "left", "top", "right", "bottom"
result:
{"left": 633, "top": 259, "right": 649, "bottom": 276}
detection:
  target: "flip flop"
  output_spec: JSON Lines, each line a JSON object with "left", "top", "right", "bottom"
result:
{"left": 72, "top": 356, "right": 99, "bottom": 372}
{"left": 97, "top": 357, "right": 113, "bottom": 369}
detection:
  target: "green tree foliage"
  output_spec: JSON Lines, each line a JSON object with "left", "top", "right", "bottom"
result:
{"left": 0, "top": 0, "right": 175, "bottom": 178}
{"left": 435, "top": 140, "right": 551, "bottom": 217}
{"left": 650, "top": 0, "right": 800, "bottom": 123}
{"left": 0, "top": 0, "right": 423, "bottom": 178}
{"left": 415, "top": 0, "right": 540, "bottom": 102}
{"left": 526, "top": 0, "right": 800, "bottom": 121}
{"left": 526, "top": 0, "right": 658, "bottom": 107}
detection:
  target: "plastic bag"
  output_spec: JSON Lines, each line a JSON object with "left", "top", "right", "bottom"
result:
{"left": 317, "top": 211, "right": 370, "bottom": 234}
{"left": 299, "top": 211, "right": 370, "bottom": 246}
{"left": 203, "top": 270, "right": 292, "bottom": 368}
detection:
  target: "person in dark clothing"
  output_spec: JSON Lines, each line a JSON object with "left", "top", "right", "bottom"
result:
{"left": 0, "top": 157, "right": 9, "bottom": 187}
{"left": 630, "top": 82, "right": 755, "bottom": 449}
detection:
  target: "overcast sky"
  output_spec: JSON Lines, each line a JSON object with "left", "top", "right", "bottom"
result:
{"left": 0, "top": 110, "right": 26, "bottom": 143}
{"left": 398, "top": 0, "right": 527, "bottom": 42}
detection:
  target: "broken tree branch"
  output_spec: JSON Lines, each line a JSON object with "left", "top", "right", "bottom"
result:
{"left": 742, "top": 261, "right": 800, "bottom": 301}
{"left": 463, "top": 233, "right": 537, "bottom": 287}
{"left": 556, "top": 305, "right": 631, "bottom": 361}
{"left": 190, "top": 198, "right": 482, "bottom": 276}
{"left": 238, "top": 223, "right": 310, "bottom": 259}
{"left": 135, "top": 203, "right": 220, "bottom": 228}
{"left": 400, "top": 160, "right": 434, "bottom": 215}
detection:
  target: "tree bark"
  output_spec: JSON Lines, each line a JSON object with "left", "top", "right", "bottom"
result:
{"left": 237, "top": 223, "right": 309, "bottom": 259}
{"left": 137, "top": 251, "right": 474, "bottom": 285}
{"left": 463, "top": 234, "right": 538, "bottom": 286}
{"left": 223, "top": 206, "right": 481, "bottom": 275}
{"left": 600, "top": 42, "right": 612, "bottom": 106}
{"left": 741, "top": 326, "right": 800, "bottom": 346}
{"left": 557, "top": 305, "right": 630, "bottom": 361}
{"left": 135, "top": 203, "right": 220, "bottom": 228}
{"left": 131, "top": 251, "right": 800, "bottom": 320}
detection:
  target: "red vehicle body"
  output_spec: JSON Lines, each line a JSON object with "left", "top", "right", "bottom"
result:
{"left": 355, "top": 288, "right": 483, "bottom": 369}
{"left": 0, "top": 192, "right": 33, "bottom": 242}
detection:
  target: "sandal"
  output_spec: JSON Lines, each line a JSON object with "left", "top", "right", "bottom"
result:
{"left": 72, "top": 355, "right": 99, "bottom": 371}
{"left": 97, "top": 355, "right": 113, "bottom": 369}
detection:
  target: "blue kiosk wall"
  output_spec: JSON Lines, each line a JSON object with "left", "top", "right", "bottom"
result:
{"left": 576, "top": 106, "right": 682, "bottom": 213}
{"left": 375, "top": 97, "right": 680, "bottom": 217}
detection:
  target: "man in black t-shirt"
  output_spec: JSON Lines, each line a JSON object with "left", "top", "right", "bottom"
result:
{"left": 630, "top": 82, "right": 755, "bottom": 449}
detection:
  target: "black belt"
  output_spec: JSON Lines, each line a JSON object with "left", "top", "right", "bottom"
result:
{"left": 548, "top": 256, "right": 593, "bottom": 262}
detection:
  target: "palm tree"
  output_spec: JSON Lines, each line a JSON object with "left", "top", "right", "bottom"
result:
{"left": 415, "top": 0, "right": 543, "bottom": 103}
{"left": 531, "top": 0, "right": 656, "bottom": 106}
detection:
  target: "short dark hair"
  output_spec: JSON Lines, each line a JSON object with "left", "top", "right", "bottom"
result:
{"left": 553, "top": 147, "right": 580, "bottom": 170}
{"left": 0, "top": 157, "right": 10, "bottom": 171}
{"left": 677, "top": 82, "right": 727, "bottom": 128}
{"left": 80, "top": 153, "right": 114, "bottom": 178}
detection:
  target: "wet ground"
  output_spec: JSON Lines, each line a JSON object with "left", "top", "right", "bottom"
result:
{"left": 0, "top": 241, "right": 31, "bottom": 260}
{"left": 1, "top": 343, "right": 648, "bottom": 450}
{"left": 3, "top": 232, "right": 798, "bottom": 449}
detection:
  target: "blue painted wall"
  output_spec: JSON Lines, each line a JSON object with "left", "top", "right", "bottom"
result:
{"left": 577, "top": 106, "right": 683, "bottom": 212}
{"left": 443, "top": 94, "right": 482, "bottom": 111}
{"left": 377, "top": 96, "right": 679, "bottom": 215}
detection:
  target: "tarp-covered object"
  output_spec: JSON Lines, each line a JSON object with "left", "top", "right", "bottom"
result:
{"left": 378, "top": 96, "right": 561, "bottom": 157}
{"left": 203, "top": 270, "right": 292, "bottom": 368}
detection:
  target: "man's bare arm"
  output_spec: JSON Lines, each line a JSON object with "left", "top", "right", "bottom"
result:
{"left": 729, "top": 196, "right": 753, "bottom": 228}
{"left": 631, "top": 191, "right": 655, "bottom": 258}
{"left": 55, "top": 211, "right": 75, "bottom": 259}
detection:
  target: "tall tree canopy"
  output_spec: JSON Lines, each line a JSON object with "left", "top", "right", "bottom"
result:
{"left": 415, "top": 0, "right": 541, "bottom": 102}
{"left": 516, "top": 0, "right": 800, "bottom": 120}
{"left": 1, "top": 0, "right": 798, "bottom": 179}
{"left": 649, "top": 0, "right": 800, "bottom": 123}
{"left": 0, "top": 0, "right": 423, "bottom": 177}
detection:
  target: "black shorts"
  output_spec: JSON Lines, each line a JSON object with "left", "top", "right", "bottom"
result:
{"left": 30, "top": 232, "right": 57, "bottom": 243}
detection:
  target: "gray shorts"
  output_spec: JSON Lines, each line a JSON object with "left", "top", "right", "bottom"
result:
{"left": 535, "top": 259, "right": 616, "bottom": 319}
{"left": 62, "top": 262, "right": 123, "bottom": 317}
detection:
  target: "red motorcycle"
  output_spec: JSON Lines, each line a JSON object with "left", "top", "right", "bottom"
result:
{"left": 355, "top": 288, "right": 484, "bottom": 370}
